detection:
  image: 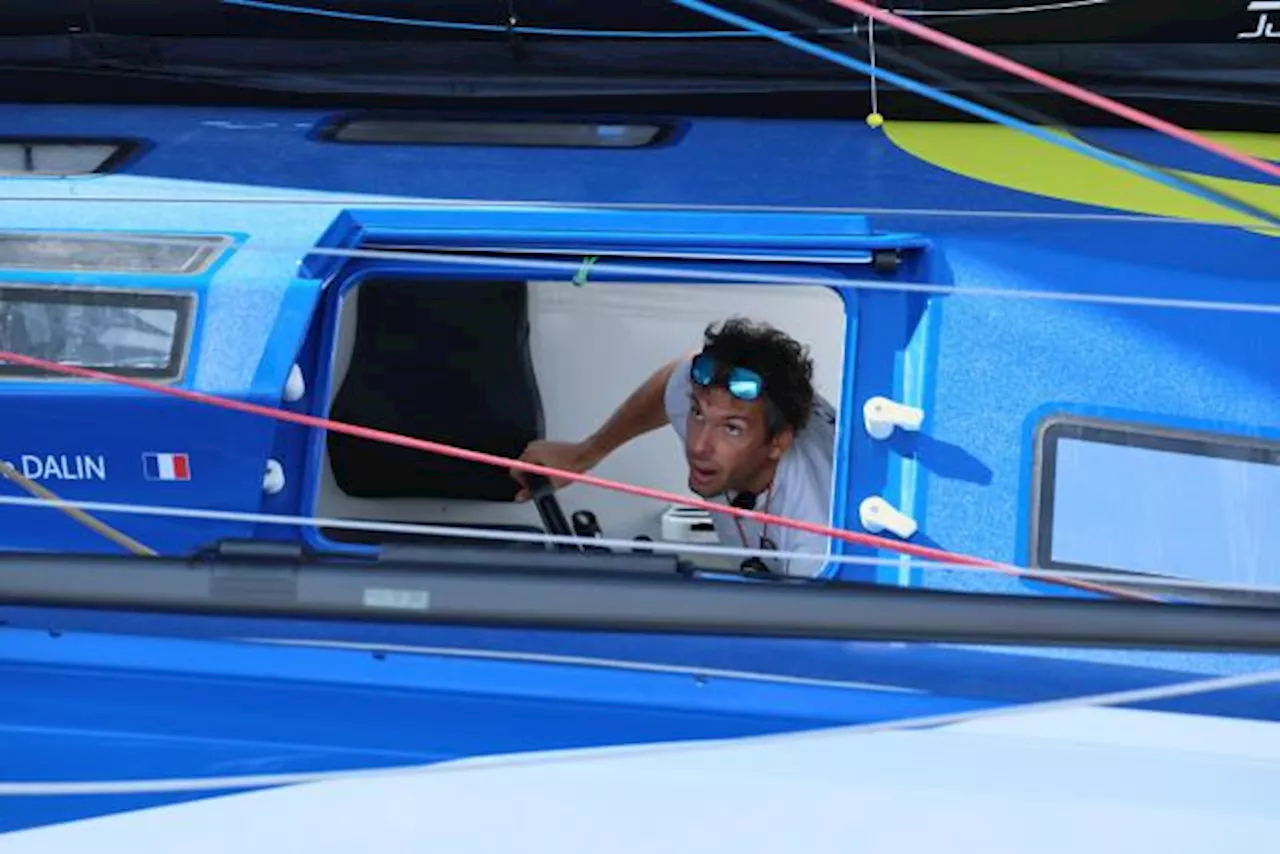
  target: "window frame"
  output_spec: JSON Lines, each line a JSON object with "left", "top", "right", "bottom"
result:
{"left": 1029, "top": 414, "right": 1280, "bottom": 579}
{"left": 0, "top": 136, "right": 147, "bottom": 175}
{"left": 0, "top": 282, "right": 197, "bottom": 383}
{"left": 0, "top": 231, "right": 232, "bottom": 276}
{"left": 313, "top": 113, "right": 678, "bottom": 150}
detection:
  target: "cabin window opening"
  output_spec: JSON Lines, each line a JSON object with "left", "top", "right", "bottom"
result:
{"left": 320, "top": 117, "right": 670, "bottom": 149}
{"left": 0, "top": 232, "right": 230, "bottom": 276}
{"left": 312, "top": 275, "right": 848, "bottom": 578}
{"left": 1031, "top": 416, "right": 1280, "bottom": 589}
{"left": 0, "top": 284, "right": 193, "bottom": 381}
{"left": 0, "top": 139, "right": 140, "bottom": 175}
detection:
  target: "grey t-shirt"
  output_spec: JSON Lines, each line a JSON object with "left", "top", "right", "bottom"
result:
{"left": 663, "top": 356, "right": 836, "bottom": 578}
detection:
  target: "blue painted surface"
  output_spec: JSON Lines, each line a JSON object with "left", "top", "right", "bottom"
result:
{"left": 0, "top": 106, "right": 1277, "bottom": 786}
{"left": 0, "top": 624, "right": 994, "bottom": 833}
{"left": 900, "top": 233, "right": 1280, "bottom": 599}
{"left": 4, "top": 606, "right": 1280, "bottom": 718}
{"left": 2, "top": 601, "right": 1279, "bottom": 833}
{"left": 0, "top": 106, "right": 1273, "bottom": 587}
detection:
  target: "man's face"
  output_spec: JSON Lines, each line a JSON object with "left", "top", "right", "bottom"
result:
{"left": 684, "top": 386, "right": 790, "bottom": 498}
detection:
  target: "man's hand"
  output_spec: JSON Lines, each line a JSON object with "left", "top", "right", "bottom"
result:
{"left": 510, "top": 440, "right": 597, "bottom": 502}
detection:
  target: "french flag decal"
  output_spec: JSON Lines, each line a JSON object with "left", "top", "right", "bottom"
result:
{"left": 143, "top": 452, "right": 191, "bottom": 482}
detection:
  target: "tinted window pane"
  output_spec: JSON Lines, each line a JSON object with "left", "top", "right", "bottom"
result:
{"left": 0, "top": 141, "right": 131, "bottom": 175}
{"left": 0, "top": 233, "right": 227, "bottom": 275}
{"left": 0, "top": 286, "right": 191, "bottom": 380}
{"left": 1036, "top": 420, "right": 1280, "bottom": 589}
{"left": 328, "top": 118, "right": 664, "bottom": 148}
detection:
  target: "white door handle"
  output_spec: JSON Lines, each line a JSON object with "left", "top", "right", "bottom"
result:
{"left": 263, "top": 459, "right": 286, "bottom": 495}
{"left": 284, "top": 363, "right": 306, "bottom": 402}
{"left": 863, "top": 395, "right": 924, "bottom": 440}
{"left": 859, "top": 496, "right": 918, "bottom": 539}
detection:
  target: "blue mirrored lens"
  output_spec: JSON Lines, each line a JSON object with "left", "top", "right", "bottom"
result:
{"left": 691, "top": 354, "right": 764, "bottom": 401}
{"left": 727, "top": 371, "right": 762, "bottom": 400}
{"left": 690, "top": 354, "right": 716, "bottom": 386}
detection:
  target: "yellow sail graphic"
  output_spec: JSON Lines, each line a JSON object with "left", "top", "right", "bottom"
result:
{"left": 881, "top": 123, "right": 1280, "bottom": 235}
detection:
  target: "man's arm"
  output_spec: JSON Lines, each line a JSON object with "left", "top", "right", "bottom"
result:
{"left": 578, "top": 356, "right": 683, "bottom": 468}
{"left": 510, "top": 356, "right": 687, "bottom": 500}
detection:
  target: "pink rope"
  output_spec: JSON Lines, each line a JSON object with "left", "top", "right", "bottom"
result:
{"left": 828, "top": 0, "right": 1280, "bottom": 182}
{"left": 0, "top": 350, "right": 1156, "bottom": 600}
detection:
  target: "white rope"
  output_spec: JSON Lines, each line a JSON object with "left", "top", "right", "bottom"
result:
{"left": 899, "top": 0, "right": 1111, "bottom": 17}
{"left": 234, "top": 637, "right": 925, "bottom": 694}
{"left": 2, "top": 193, "right": 1271, "bottom": 231}
{"left": 830, "top": 664, "right": 1280, "bottom": 736}
{"left": 13, "top": 228, "right": 1279, "bottom": 315}
{"left": 300, "top": 245, "right": 1280, "bottom": 316}
{"left": 867, "top": 14, "right": 880, "bottom": 118}
{"left": 0, "top": 491, "right": 1277, "bottom": 598}
{"left": 3, "top": 232, "right": 1274, "bottom": 315}
{"left": 1, "top": 663, "right": 1275, "bottom": 797}
{"left": 0, "top": 491, "right": 985, "bottom": 573}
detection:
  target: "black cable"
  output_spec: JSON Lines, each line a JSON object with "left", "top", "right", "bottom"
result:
{"left": 729, "top": 0, "right": 1278, "bottom": 224}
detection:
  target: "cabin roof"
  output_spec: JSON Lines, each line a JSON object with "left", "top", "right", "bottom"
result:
{"left": 2, "top": 103, "right": 1271, "bottom": 209}
{"left": 0, "top": 103, "right": 1274, "bottom": 393}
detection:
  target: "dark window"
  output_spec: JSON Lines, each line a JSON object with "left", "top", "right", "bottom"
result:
{"left": 0, "top": 138, "right": 140, "bottom": 175}
{"left": 0, "top": 284, "right": 194, "bottom": 382}
{"left": 321, "top": 117, "right": 668, "bottom": 148}
{"left": 1031, "top": 416, "right": 1280, "bottom": 589}
{"left": 0, "top": 232, "right": 229, "bottom": 275}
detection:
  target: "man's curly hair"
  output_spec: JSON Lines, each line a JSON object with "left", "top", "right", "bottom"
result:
{"left": 700, "top": 317, "right": 815, "bottom": 436}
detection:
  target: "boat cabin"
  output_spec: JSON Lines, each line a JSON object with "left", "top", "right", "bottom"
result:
{"left": 0, "top": 105, "right": 1277, "bottom": 604}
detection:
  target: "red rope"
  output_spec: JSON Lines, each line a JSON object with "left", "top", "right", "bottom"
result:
{"left": 829, "top": 0, "right": 1280, "bottom": 182}
{"left": 0, "top": 350, "right": 1157, "bottom": 601}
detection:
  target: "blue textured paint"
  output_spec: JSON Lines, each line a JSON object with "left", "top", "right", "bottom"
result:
{"left": 0, "top": 105, "right": 1267, "bottom": 229}
{"left": 3, "top": 608, "right": 1280, "bottom": 717}
{"left": 0, "top": 626, "right": 992, "bottom": 832}
{"left": 0, "top": 105, "right": 1276, "bottom": 678}
{"left": 919, "top": 238, "right": 1280, "bottom": 579}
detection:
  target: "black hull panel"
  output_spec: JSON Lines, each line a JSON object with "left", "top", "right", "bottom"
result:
{"left": 1, "top": 1, "right": 1275, "bottom": 129}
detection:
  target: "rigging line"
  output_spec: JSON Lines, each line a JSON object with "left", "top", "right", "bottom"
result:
{"left": 0, "top": 462, "right": 155, "bottom": 557}
{"left": 2, "top": 223, "right": 1274, "bottom": 314}
{"left": 0, "top": 490, "right": 1275, "bottom": 599}
{"left": 826, "top": 0, "right": 1280, "bottom": 183}
{"left": 1, "top": 227, "right": 1273, "bottom": 314}
{"left": 895, "top": 0, "right": 1110, "bottom": 17}
{"left": 0, "top": 351, "right": 1152, "bottom": 603}
{"left": 744, "top": 0, "right": 1068, "bottom": 132}
{"left": 217, "top": 0, "right": 1103, "bottom": 38}
{"left": 3, "top": 664, "right": 1278, "bottom": 797}
{"left": 301, "top": 245, "right": 1280, "bottom": 317}
{"left": 826, "top": 664, "right": 1280, "bottom": 737}
{"left": 736, "top": 0, "right": 1277, "bottom": 228}
{"left": 2, "top": 228, "right": 1269, "bottom": 315}
{"left": 239, "top": 638, "right": 925, "bottom": 695}
{"left": 668, "top": 0, "right": 1279, "bottom": 227}
{"left": 220, "top": 0, "right": 840, "bottom": 38}
{"left": 866, "top": 3, "right": 879, "bottom": 118}
{"left": 1, "top": 193, "right": 1271, "bottom": 231}
{"left": 221, "top": 0, "right": 1108, "bottom": 33}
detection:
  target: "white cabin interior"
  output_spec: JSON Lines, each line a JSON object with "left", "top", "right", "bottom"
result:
{"left": 314, "top": 277, "right": 847, "bottom": 563}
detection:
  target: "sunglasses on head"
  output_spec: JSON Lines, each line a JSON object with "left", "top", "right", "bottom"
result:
{"left": 690, "top": 353, "right": 765, "bottom": 402}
